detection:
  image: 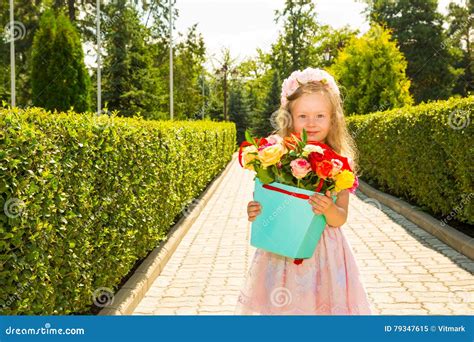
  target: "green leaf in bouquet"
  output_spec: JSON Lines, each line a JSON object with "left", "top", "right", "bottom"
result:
{"left": 297, "top": 133, "right": 306, "bottom": 150}
{"left": 302, "top": 128, "right": 308, "bottom": 144}
{"left": 281, "top": 170, "right": 295, "bottom": 184}
{"left": 256, "top": 166, "right": 275, "bottom": 184}
{"left": 245, "top": 129, "right": 258, "bottom": 147}
{"left": 303, "top": 181, "right": 316, "bottom": 191}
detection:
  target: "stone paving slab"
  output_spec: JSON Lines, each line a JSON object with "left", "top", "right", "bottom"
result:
{"left": 133, "top": 156, "right": 474, "bottom": 315}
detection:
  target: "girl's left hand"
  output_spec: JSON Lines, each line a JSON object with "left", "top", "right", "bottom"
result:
{"left": 308, "top": 190, "right": 334, "bottom": 215}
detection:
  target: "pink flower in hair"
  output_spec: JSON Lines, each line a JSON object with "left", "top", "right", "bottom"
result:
{"left": 280, "top": 67, "right": 340, "bottom": 107}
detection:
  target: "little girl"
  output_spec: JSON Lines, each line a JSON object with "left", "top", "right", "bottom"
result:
{"left": 234, "top": 67, "right": 373, "bottom": 315}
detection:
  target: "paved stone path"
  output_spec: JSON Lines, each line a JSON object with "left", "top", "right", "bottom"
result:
{"left": 133, "top": 154, "right": 474, "bottom": 315}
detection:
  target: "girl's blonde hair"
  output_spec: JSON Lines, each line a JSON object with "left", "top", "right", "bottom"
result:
{"left": 271, "top": 81, "right": 359, "bottom": 175}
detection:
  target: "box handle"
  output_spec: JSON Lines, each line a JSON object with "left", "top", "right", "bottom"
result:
{"left": 262, "top": 183, "right": 310, "bottom": 200}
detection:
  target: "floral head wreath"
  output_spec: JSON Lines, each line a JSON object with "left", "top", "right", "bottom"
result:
{"left": 280, "top": 67, "right": 340, "bottom": 107}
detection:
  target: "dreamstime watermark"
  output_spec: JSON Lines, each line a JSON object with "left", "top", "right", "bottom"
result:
{"left": 103, "top": 15, "right": 120, "bottom": 31}
{"left": 3, "top": 20, "right": 26, "bottom": 43}
{"left": 427, "top": 191, "right": 473, "bottom": 255}
{"left": 440, "top": 17, "right": 473, "bottom": 51}
{"left": 269, "top": 109, "right": 293, "bottom": 132}
{"left": 350, "top": 113, "right": 377, "bottom": 140}
{"left": 0, "top": 279, "right": 33, "bottom": 312}
{"left": 363, "top": 197, "right": 382, "bottom": 211}
{"left": 3, "top": 197, "right": 25, "bottom": 218}
{"left": 270, "top": 287, "right": 292, "bottom": 307}
{"left": 440, "top": 192, "right": 473, "bottom": 227}
{"left": 5, "top": 322, "right": 85, "bottom": 336}
{"left": 91, "top": 111, "right": 115, "bottom": 131}
{"left": 92, "top": 287, "right": 115, "bottom": 307}
{"left": 371, "top": 101, "right": 392, "bottom": 113}
{"left": 448, "top": 109, "right": 470, "bottom": 130}
{"left": 260, "top": 197, "right": 291, "bottom": 227}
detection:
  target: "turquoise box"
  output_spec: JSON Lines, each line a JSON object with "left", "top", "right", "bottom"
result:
{"left": 251, "top": 178, "right": 337, "bottom": 259}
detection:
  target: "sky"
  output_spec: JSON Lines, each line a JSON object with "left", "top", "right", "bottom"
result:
{"left": 174, "top": 0, "right": 461, "bottom": 67}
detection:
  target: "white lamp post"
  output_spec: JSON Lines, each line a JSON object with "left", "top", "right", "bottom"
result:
{"left": 169, "top": 0, "right": 174, "bottom": 120}
{"left": 9, "top": 0, "right": 15, "bottom": 107}
{"left": 323, "top": 47, "right": 331, "bottom": 62}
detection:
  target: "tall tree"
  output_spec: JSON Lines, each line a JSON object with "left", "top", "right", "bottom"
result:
{"left": 313, "top": 25, "right": 359, "bottom": 68}
{"left": 363, "top": 0, "right": 463, "bottom": 103}
{"left": 252, "top": 69, "right": 282, "bottom": 137}
{"left": 0, "top": 0, "right": 177, "bottom": 109}
{"left": 211, "top": 48, "right": 239, "bottom": 121}
{"left": 51, "top": 0, "right": 83, "bottom": 22}
{"left": 330, "top": 23, "right": 413, "bottom": 115}
{"left": 101, "top": 1, "right": 159, "bottom": 118}
{"left": 31, "top": 10, "right": 91, "bottom": 112}
{"left": 229, "top": 80, "right": 252, "bottom": 144}
{"left": 173, "top": 24, "right": 207, "bottom": 119}
{"left": 205, "top": 74, "right": 225, "bottom": 122}
{"left": 232, "top": 51, "right": 272, "bottom": 133}
{"left": 445, "top": 0, "right": 473, "bottom": 96}
{"left": 270, "top": 0, "right": 322, "bottom": 79}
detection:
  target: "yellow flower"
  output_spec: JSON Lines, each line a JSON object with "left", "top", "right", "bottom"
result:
{"left": 334, "top": 170, "right": 355, "bottom": 192}
{"left": 241, "top": 145, "right": 258, "bottom": 171}
{"left": 258, "top": 143, "right": 287, "bottom": 168}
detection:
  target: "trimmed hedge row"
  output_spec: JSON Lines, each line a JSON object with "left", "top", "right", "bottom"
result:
{"left": 346, "top": 96, "right": 473, "bottom": 225}
{"left": 0, "top": 107, "right": 236, "bottom": 314}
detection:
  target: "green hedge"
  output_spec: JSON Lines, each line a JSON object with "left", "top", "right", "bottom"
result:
{"left": 346, "top": 96, "right": 473, "bottom": 225}
{"left": 0, "top": 107, "right": 236, "bottom": 314}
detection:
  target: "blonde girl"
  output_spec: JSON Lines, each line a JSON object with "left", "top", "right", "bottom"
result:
{"left": 235, "top": 67, "right": 373, "bottom": 315}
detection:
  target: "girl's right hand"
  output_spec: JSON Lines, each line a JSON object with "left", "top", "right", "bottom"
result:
{"left": 247, "top": 201, "right": 262, "bottom": 222}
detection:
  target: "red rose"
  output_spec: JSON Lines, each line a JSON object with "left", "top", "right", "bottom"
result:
{"left": 334, "top": 154, "right": 352, "bottom": 172}
{"left": 308, "top": 150, "right": 324, "bottom": 165}
{"left": 325, "top": 149, "right": 337, "bottom": 160}
{"left": 315, "top": 160, "right": 333, "bottom": 179}
{"left": 312, "top": 142, "right": 352, "bottom": 172}
{"left": 307, "top": 148, "right": 334, "bottom": 173}
{"left": 320, "top": 145, "right": 336, "bottom": 160}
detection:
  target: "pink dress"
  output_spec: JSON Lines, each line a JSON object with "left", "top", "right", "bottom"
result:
{"left": 234, "top": 224, "right": 373, "bottom": 315}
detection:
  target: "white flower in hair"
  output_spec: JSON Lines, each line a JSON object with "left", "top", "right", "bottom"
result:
{"left": 280, "top": 67, "right": 340, "bottom": 107}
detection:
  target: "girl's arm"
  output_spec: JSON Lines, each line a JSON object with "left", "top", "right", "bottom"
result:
{"left": 324, "top": 189, "right": 349, "bottom": 227}
{"left": 308, "top": 189, "right": 349, "bottom": 227}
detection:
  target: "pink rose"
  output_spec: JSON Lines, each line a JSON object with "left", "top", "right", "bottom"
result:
{"left": 266, "top": 134, "right": 283, "bottom": 145}
{"left": 330, "top": 158, "right": 343, "bottom": 177}
{"left": 290, "top": 158, "right": 311, "bottom": 179}
{"left": 348, "top": 175, "right": 359, "bottom": 194}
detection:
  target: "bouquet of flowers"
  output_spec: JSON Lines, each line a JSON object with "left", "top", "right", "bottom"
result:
{"left": 239, "top": 128, "right": 358, "bottom": 195}
{"left": 239, "top": 128, "right": 359, "bottom": 263}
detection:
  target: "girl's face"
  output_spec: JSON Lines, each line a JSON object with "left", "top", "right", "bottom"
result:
{"left": 290, "top": 92, "right": 332, "bottom": 144}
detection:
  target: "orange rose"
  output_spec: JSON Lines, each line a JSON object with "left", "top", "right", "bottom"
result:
{"left": 314, "top": 160, "right": 333, "bottom": 179}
